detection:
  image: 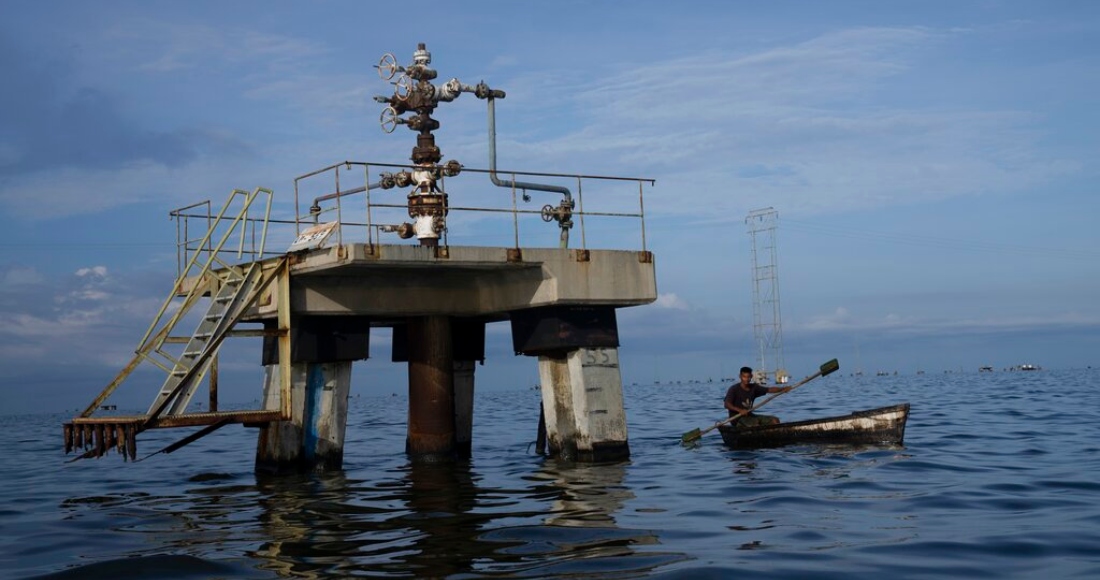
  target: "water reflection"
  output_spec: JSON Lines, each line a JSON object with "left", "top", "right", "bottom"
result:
{"left": 478, "top": 459, "right": 687, "bottom": 577}
{"left": 250, "top": 471, "right": 358, "bottom": 579}
{"left": 533, "top": 459, "right": 634, "bottom": 527}
{"left": 243, "top": 458, "right": 685, "bottom": 578}
{"left": 247, "top": 464, "right": 508, "bottom": 578}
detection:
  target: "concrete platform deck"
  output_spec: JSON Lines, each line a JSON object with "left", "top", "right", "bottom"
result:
{"left": 192, "top": 244, "right": 657, "bottom": 322}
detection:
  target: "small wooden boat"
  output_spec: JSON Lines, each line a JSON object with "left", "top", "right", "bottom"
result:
{"left": 718, "top": 403, "right": 910, "bottom": 449}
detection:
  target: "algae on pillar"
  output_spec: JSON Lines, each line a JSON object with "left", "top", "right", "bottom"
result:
{"left": 512, "top": 306, "right": 630, "bottom": 462}
{"left": 537, "top": 347, "right": 629, "bottom": 461}
{"left": 255, "top": 316, "right": 369, "bottom": 474}
{"left": 255, "top": 362, "right": 352, "bottom": 473}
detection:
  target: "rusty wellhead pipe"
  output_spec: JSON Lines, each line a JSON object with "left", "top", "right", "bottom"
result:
{"left": 486, "top": 96, "right": 574, "bottom": 249}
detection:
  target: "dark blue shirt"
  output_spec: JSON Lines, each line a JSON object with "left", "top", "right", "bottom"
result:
{"left": 724, "top": 383, "right": 769, "bottom": 417}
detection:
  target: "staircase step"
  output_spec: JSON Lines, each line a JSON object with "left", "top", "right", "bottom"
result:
{"left": 148, "top": 260, "right": 269, "bottom": 417}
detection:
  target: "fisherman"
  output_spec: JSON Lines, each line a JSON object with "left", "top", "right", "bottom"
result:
{"left": 723, "top": 366, "right": 792, "bottom": 427}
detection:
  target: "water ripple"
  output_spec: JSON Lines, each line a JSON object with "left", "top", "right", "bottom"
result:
{"left": 4, "top": 371, "right": 1100, "bottom": 578}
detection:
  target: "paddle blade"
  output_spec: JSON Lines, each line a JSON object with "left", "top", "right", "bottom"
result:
{"left": 681, "top": 428, "right": 702, "bottom": 444}
{"left": 820, "top": 358, "right": 840, "bottom": 376}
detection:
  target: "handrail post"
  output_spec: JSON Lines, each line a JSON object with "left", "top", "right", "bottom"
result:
{"left": 639, "top": 180, "right": 648, "bottom": 253}
{"left": 578, "top": 177, "right": 586, "bottom": 250}
{"left": 335, "top": 164, "right": 344, "bottom": 249}
{"left": 365, "top": 164, "right": 374, "bottom": 248}
{"left": 511, "top": 174, "right": 519, "bottom": 248}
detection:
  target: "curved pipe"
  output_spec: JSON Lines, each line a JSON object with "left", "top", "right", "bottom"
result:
{"left": 487, "top": 98, "right": 572, "bottom": 249}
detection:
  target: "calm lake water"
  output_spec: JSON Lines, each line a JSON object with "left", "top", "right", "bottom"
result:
{"left": 4, "top": 369, "right": 1100, "bottom": 579}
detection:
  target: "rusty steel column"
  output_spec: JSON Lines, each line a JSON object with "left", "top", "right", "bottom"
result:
{"left": 406, "top": 315, "right": 456, "bottom": 459}
{"left": 209, "top": 355, "right": 218, "bottom": 413}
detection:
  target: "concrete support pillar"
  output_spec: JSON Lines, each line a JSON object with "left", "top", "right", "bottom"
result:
{"left": 453, "top": 360, "right": 475, "bottom": 457}
{"left": 538, "top": 346, "right": 629, "bottom": 462}
{"left": 406, "top": 315, "right": 455, "bottom": 460}
{"left": 255, "top": 361, "right": 352, "bottom": 473}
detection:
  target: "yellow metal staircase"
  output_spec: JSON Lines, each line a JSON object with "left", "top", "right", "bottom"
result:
{"left": 64, "top": 187, "right": 291, "bottom": 461}
{"left": 149, "top": 261, "right": 264, "bottom": 417}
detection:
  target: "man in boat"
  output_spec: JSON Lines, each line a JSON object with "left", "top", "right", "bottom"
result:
{"left": 724, "top": 366, "right": 793, "bottom": 427}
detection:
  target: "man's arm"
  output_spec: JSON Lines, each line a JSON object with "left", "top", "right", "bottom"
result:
{"left": 724, "top": 390, "right": 751, "bottom": 415}
{"left": 766, "top": 386, "right": 793, "bottom": 394}
{"left": 724, "top": 398, "right": 750, "bottom": 415}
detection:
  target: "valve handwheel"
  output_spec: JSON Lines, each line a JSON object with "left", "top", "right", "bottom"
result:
{"left": 380, "top": 107, "right": 401, "bottom": 133}
{"left": 394, "top": 75, "right": 413, "bottom": 101}
{"left": 541, "top": 205, "right": 555, "bottom": 222}
{"left": 376, "top": 53, "right": 399, "bottom": 80}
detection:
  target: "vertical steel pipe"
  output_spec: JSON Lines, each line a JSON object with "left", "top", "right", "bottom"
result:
{"left": 209, "top": 356, "right": 219, "bottom": 413}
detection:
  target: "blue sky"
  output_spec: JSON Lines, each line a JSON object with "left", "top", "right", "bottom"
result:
{"left": 2, "top": 1, "right": 1098, "bottom": 413}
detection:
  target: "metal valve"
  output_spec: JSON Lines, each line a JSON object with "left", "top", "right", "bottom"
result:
{"left": 371, "top": 44, "right": 499, "bottom": 246}
{"left": 393, "top": 75, "right": 413, "bottom": 101}
{"left": 540, "top": 200, "right": 575, "bottom": 229}
{"left": 393, "top": 171, "right": 413, "bottom": 188}
{"left": 375, "top": 53, "right": 403, "bottom": 81}
{"left": 442, "top": 159, "right": 462, "bottom": 177}
{"left": 380, "top": 107, "right": 405, "bottom": 134}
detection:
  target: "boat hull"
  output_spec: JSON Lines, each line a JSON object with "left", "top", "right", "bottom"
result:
{"left": 718, "top": 403, "right": 910, "bottom": 449}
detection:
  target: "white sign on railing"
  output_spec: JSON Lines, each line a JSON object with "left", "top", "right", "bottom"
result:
{"left": 287, "top": 222, "right": 339, "bottom": 252}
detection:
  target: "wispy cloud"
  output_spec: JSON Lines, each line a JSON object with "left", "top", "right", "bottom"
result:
{"left": 0, "top": 265, "right": 163, "bottom": 370}
{"left": 106, "top": 21, "right": 330, "bottom": 74}
{"left": 484, "top": 26, "right": 1080, "bottom": 220}
{"left": 793, "top": 306, "right": 1100, "bottom": 337}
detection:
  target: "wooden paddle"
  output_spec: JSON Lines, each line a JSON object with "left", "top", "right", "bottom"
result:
{"left": 680, "top": 358, "right": 839, "bottom": 444}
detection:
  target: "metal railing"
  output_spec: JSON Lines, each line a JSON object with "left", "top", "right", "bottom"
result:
{"left": 291, "top": 161, "right": 655, "bottom": 253}
{"left": 170, "top": 188, "right": 275, "bottom": 279}
{"left": 169, "top": 162, "right": 654, "bottom": 264}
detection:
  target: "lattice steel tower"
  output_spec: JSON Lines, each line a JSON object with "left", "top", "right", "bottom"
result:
{"left": 746, "top": 208, "right": 788, "bottom": 384}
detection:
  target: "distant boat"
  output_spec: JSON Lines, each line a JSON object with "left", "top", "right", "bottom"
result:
{"left": 1019, "top": 364, "right": 1038, "bottom": 371}
{"left": 718, "top": 404, "right": 910, "bottom": 449}
{"left": 979, "top": 366, "right": 994, "bottom": 372}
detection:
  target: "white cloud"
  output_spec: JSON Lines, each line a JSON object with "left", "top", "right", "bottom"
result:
{"left": 654, "top": 292, "right": 689, "bottom": 310}
{"left": 75, "top": 265, "right": 108, "bottom": 278}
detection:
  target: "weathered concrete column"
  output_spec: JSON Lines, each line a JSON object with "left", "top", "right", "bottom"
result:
{"left": 254, "top": 315, "right": 368, "bottom": 474}
{"left": 453, "top": 360, "right": 475, "bottom": 457}
{"left": 538, "top": 346, "right": 629, "bottom": 462}
{"left": 255, "top": 361, "right": 352, "bottom": 473}
{"left": 406, "top": 315, "right": 456, "bottom": 460}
